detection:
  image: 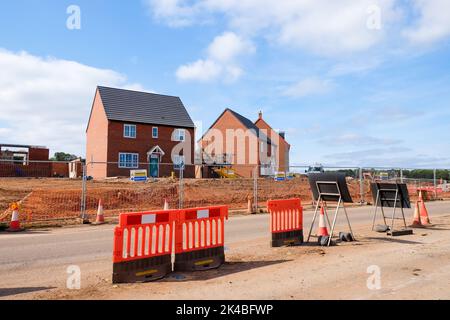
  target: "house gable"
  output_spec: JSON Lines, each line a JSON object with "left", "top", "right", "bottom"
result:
{"left": 86, "top": 89, "right": 109, "bottom": 178}
{"left": 254, "top": 113, "right": 291, "bottom": 172}
{"left": 200, "top": 108, "right": 272, "bottom": 143}
{"left": 254, "top": 117, "right": 290, "bottom": 149}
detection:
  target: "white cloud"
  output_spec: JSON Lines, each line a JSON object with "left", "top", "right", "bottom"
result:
{"left": 207, "top": 31, "right": 255, "bottom": 62}
{"left": 0, "top": 49, "right": 143, "bottom": 156}
{"left": 176, "top": 31, "right": 254, "bottom": 82}
{"left": 329, "top": 59, "right": 383, "bottom": 77}
{"left": 176, "top": 59, "right": 222, "bottom": 82}
{"left": 403, "top": 0, "right": 450, "bottom": 45}
{"left": 148, "top": 0, "right": 398, "bottom": 55}
{"left": 282, "top": 78, "right": 332, "bottom": 98}
{"left": 146, "top": 0, "right": 202, "bottom": 27}
{"left": 148, "top": 0, "right": 450, "bottom": 55}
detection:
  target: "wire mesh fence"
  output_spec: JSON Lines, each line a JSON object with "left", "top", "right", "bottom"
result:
{"left": 1, "top": 160, "right": 449, "bottom": 226}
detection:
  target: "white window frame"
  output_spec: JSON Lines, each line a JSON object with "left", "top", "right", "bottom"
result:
{"left": 118, "top": 153, "right": 139, "bottom": 168}
{"left": 152, "top": 127, "right": 158, "bottom": 138}
{"left": 173, "top": 128, "right": 186, "bottom": 142}
{"left": 124, "top": 124, "right": 137, "bottom": 139}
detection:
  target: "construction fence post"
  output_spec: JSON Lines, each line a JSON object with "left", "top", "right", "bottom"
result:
{"left": 80, "top": 164, "right": 87, "bottom": 223}
{"left": 359, "top": 167, "right": 364, "bottom": 205}
{"left": 434, "top": 168, "right": 437, "bottom": 200}
{"left": 253, "top": 165, "right": 258, "bottom": 213}
{"left": 179, "top": 164, "right": 184, "bottom": 209}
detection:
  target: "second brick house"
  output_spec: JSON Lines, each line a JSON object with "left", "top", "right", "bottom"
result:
{"left": 200, "top": 108, "right": 290, "bottom": 178}
{"left": 86, "top": 86, "right": 195, "bottom": 179}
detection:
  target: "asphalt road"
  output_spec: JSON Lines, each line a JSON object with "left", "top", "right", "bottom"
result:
{"left": 1, "top": 201, "right": 449, "bottom": 299}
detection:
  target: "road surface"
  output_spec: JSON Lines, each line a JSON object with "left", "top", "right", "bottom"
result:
{"left": 1, "top": 201, "right": 450, "bottom": 299}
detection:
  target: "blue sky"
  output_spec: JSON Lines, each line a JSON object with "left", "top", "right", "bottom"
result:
{"left": 0, "top": 0, "right": 449, "bottom": 168}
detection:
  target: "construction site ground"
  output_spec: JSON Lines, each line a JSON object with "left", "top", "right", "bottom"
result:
{"left": 1, "top": 201, "right": 449, "bottom": 300}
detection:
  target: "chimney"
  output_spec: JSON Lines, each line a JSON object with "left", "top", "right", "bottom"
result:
{"left": 279, "top": 131, "right": 286, "bottom": 140}
{"left": 258, "top": 111, "right": 263, "bottom": 120}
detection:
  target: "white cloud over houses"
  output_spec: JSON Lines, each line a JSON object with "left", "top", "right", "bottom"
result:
{"left": 0, "top": 49, "right": 143, "bottom": 156}
{"left": 176, "top": 31, "right": 255, "bottom": 82}
{"left": 149, "top": 0, "right": 450, "bottom": 90}
{"left": 403, "top": 0, "right": 450, "bottom": 45}
{"left": 148, "top": 0, "right": 399, "bottom": 54}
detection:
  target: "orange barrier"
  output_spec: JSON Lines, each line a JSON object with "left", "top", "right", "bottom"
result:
{"left": 267, "top": 198, "right": 303, "bottom": 247}
{"left": 174, "top": 206, "right": 228, "bottom": 271}
{"left": 112, "top": 210, "right": 176, "bottom": 283}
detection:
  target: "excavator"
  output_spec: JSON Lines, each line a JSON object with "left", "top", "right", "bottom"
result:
{"left": 213, "top": 167, "right": 241, "bottom": 179}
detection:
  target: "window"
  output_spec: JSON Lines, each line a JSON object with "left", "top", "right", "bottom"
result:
{"left": 173, "top": 155, "right": 185, "bottom": 165}
{"left": 119, "top": 153, "right": 139, "bottom": 168}
{"left": 124, "top": 124, "right": 136, "bottom": 138}
{"left": 173, "top": 129, "right": 186, "bottom": 141}
{"left": 152, "top": 127, "right": 158, "bottom": 138}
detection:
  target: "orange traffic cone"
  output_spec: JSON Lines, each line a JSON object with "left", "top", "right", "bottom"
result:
{"left": 410, "top": 201, "right": 422, "bottom": 228}
{"left": 93, "top": 199, "right": 105, "bottom": 225}
{"left": 247, "top": 195, "right": 254, "bottom": 214}
{"left": 7, "top": 203, "right": 24, "bottom": 232}
{"left": 163, "top": 198, "right": 169, "bottom": 211}
{"left": 317, "top": 207, "right": 329, "bottom": 237}
{"left": 418, "top": 191, "right": 431, "bottom": 225}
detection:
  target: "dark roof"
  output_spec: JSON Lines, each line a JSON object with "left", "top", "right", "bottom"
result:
{"left": 97, "top": 86, "right": 195, "bottom": 128}
{"left": 201, "top": 108, "right": 273, "bottom": 145}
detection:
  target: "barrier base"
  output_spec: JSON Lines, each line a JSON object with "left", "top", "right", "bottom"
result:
{"left": 112, "top": 255, "right": 172, "bottom": 283}
{"left": 388, "top": 229, "right": 413, "bottom": 237}
{"left": 174, "top": 247, "right": 225, "bottom": 272}
{"left": 271, "top": 230, "right": 303, "bottom": 247}
{"left": 6, "top": 228, "right": 25, "bottom": 233}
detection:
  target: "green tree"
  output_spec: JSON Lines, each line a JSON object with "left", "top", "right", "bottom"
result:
{"left": 51, "top": 152, "right": 79, "bottom": 162}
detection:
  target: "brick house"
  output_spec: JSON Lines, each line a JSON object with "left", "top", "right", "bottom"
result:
{"left": 254, "top": 111, "right": 290, "bottom": 172}
{"left": 200, "top": 108, "right": 289, "bottom": 178}
{"left": 86, "top": 86, "right": 195, "bottom": 179}
{"left": 0, "top": 144, "right": 50, "bottom": 177}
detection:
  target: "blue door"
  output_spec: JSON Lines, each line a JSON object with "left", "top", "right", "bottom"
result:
{"left": 149, "top": 156, "right": 159, "bottom": 177}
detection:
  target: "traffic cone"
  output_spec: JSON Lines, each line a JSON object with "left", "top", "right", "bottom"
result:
{"left": 93, "top": 199, "right": 105, "bottom": 225}
{"left": 410, "top": 201, "right": 422, "bottom": 228}
{"left": 317, "top": 207, "right": 329, "bottom": 237}
{"left": 163, "top": 198, "right": 169, "bottom": 211}
{"left": 7, "top": 203, "right": 24, "bottom": 232}
{"left": 247, "top": 195, "right": 254, "bottom": 214}
{"left": 418, "top": 191, "right": 431, "bottom": 225}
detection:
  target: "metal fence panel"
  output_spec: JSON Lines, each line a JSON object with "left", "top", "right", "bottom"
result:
{"left": 1, "top": 159, "right": 449, "bottom": 226}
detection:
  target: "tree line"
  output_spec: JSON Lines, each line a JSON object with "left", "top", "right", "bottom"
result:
{"left": 333, "top": 169, "right": 450, "bottom": 180}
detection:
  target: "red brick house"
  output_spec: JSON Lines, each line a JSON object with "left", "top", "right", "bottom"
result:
{"left": 0, "top": 144, "right": 50, "bottom": 177}
{"left": 255, "top": 111, "right": 290, "bottom": 172}
{"left": 200, "top": 108, "right": 289, "bottom": 178}
{"left": 86, "top": 86, "right": 195, "bottom": 179}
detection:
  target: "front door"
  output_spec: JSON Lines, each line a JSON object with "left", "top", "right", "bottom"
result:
{"left": 149, "top": 155, "right": 159, "bottom": 177}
